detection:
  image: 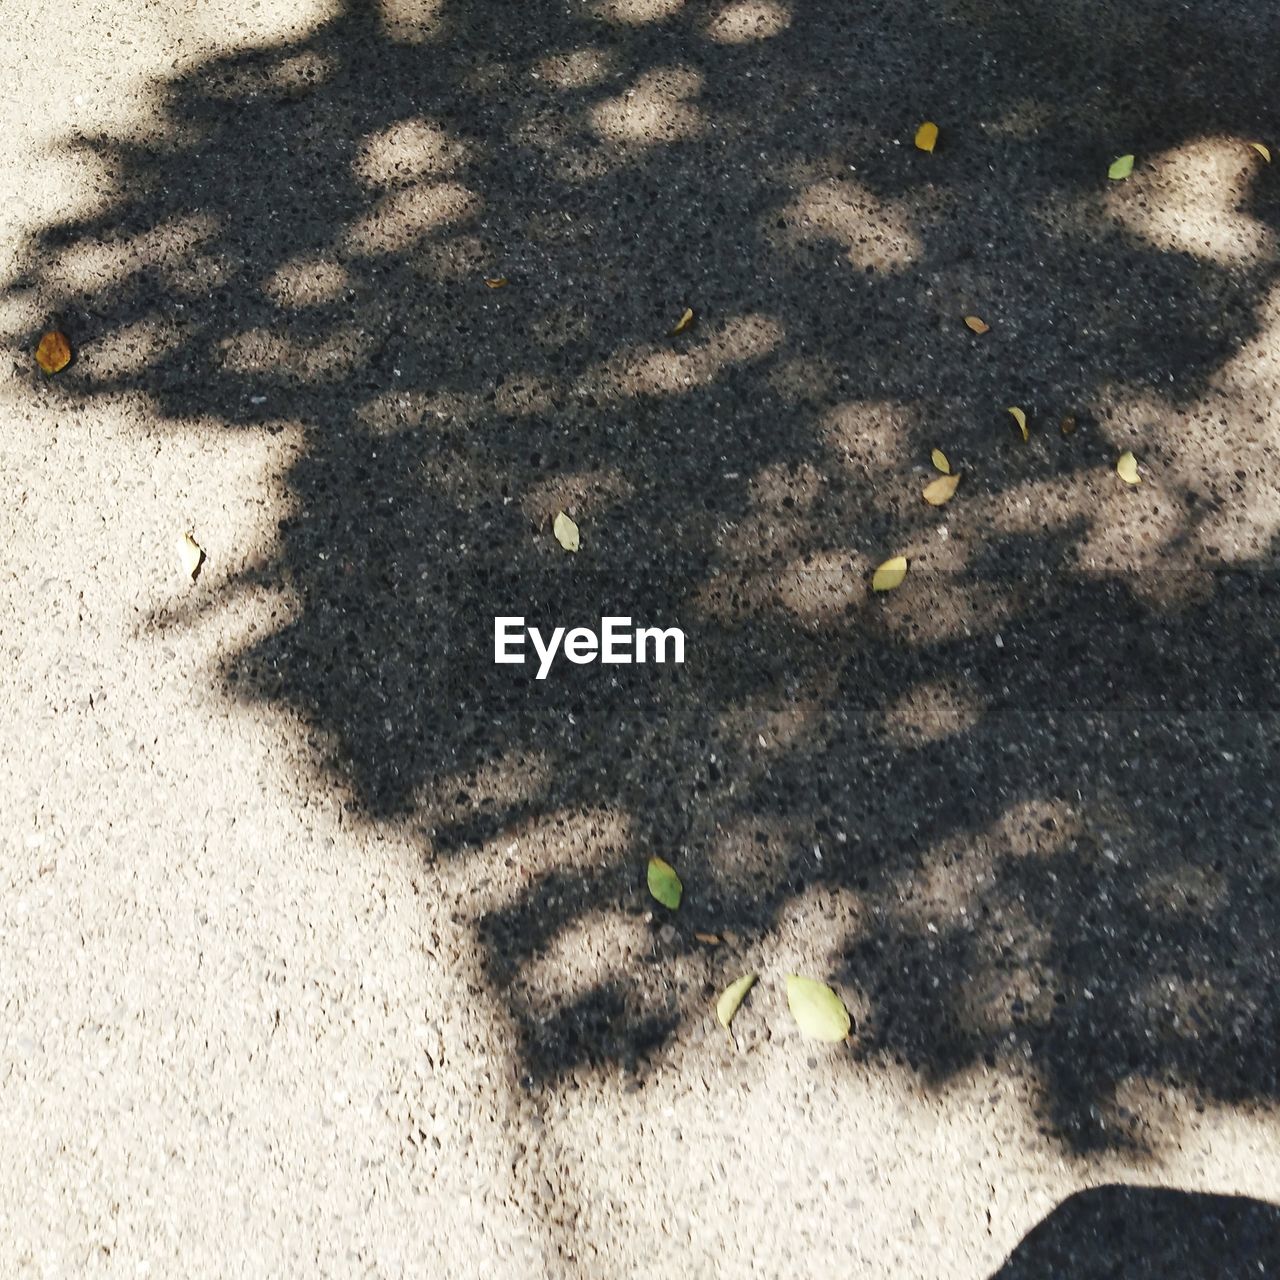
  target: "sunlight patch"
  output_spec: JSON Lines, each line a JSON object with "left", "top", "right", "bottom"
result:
{"left": 776, "top": 178, "right": 921, "bottom": 271}
{"left": 408, "top": 232, "right": 489, "bottom": 281}
{"left": 521, "top": 468, "right": 635, "bottom": 526}
{"left": 706, "top": 0, "right": 791, "bottom": 43}
{"left": 590, "top": 68, "right": 704, "bottom": 146}
{"left": 772, "top": 552, "right": 863, "bottom": 622}
{"left": 220, "top": 327, "right": 364, "bottom": 381}
{"left": 345, "top": 182, "right": 481, "bottom": 255}
{"left": 409, "top": 752, "right": 555, "bottom": 850}
{"left": 718, "top": 687, "right": 828, "bottom": 756}
{"left": 82, "top": 319, "right": 176, "bottom": 378}
{"left": 874, "top": 577, "right": 1022, "bottom": 647}
{"left": 379, "top": 0, "right": 445, "bottom": 42}
{"left": 353, "top": 118, "right": 467, "bottom": 188}
{"left": 592, "top": 0, "right": 685, "bottom": 23}
{"left": 695, "top": 463, "right": 854, "bottom": 621}
{"left": 45, "top": 212, "right": 221, "bottom": 296}
{"left": 822, "top": 401, "right": 914, "bottom": 479}
{"left": 582, "top": 313, "right": 782, "bottom": 398}
{"left": 520, "top": 911, "right": 652, "bottom": 1010}
{"left": 265, "top": 255, "right": 349, "bottom": 308}
{"left": 880, "top": 678, "right": 984, "bottom": 748}
{"left": 1104, "top": 136, "right": 1273, "bottom": 265}
{"left": 770, "top": 886, "right": 870, "bottom": 995}
{"left": 205, "top": 50, "right": 334, "bottom": 100}
{"left": 534, "top": 47, "right": 616, "bottom": 90}
{"left": 1095, "top": 376, "right": 1280, "bottom": 570}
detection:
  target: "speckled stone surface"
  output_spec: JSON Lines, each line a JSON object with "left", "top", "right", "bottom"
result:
{"left": 2, "top": 0, "right": 1279, "bottom": 1275}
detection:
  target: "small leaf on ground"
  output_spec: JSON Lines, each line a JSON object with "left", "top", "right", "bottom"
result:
{"left": 484, "top": 276, "right": 508, "bottom": 288}
{"left": 1008, "top": 406, "right": 1028, "bottom": 441}
{"left": 785, "top": 975, "right": 851, "bottom": 1042}
{"left": 1249, "top": 142, "right": 1271, "bottom": 163}
{"left": 647, "top": 856, "right": 682, "bottom": 910}
{"left": 872, "top": 555, "right": 909, "bottom": 592}
{"left": 923, "top": 472, "right": 961, "bottom": 505}
{"left": 552, "top": 511, "right": 579, "bottom": 552}
{"left": 914, "top": 121, "right": 938, "bottom": 153}
{"left": 694, "top": 931, "right": 721, "bottom": 945}
{"left": 1108, "top": 154, "right": 1135, "bottom": 180}
{"left": 1116, "top": 451, "right": 1141, "bottom": 484}
{"left": 716, "top": 973, "right": 757, "bottom": 1030}
{"left": 178, "top": 531, "right": 205, "bottom": 582}
{"left": 671, "top": 307, "right": 695, "bottom": 335}
{"left": 931, "top": 448, "right": 951, "bottom": 475}
{"left": 963, "top": 315, "right": 990, "bottom": 334}
{"left": 35, "top": 331, "right": 72, "bottom": 374}
{"left": 1060, "top": 414, "right": 1077, "bottom": 436}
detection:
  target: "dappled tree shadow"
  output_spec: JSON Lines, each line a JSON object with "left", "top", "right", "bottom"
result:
{"left": 5, "top": 0, "right": 1280, "bottom": 1154}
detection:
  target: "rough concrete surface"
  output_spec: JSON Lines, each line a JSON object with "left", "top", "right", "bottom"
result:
{"left": 3, "top": 0, "right": 1280, "bottom": 1275}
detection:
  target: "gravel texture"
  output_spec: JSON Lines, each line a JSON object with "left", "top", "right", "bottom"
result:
{"left": 3, "top": 0, "right": 1280, "bottom": 1275}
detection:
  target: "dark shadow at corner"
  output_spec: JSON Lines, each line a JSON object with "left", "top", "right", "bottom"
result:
{"left": 992, "top": 1184, "right": 1280, "bottom": 1278}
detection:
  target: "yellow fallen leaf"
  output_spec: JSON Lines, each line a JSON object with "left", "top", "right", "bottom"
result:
{"left": 914, "top": 121, "right": 938, "bottom": 153}
{"left": 872, "top": 555, "right": 908, "bottom": 592}
{"left": 1116, "top": 451, "right": 1140, "bottom": 485}
{"left": 716, "top": 973, "right": 757, "bottom": 1032}
{"left": 964, "top": 315, "right": 990, "bottom": 334}
{"left": 785, "top": 975, "right": 851, "bottom": 1042}
{"left": 1008, "top": 406, "right": 1028, "bottom": 441}
{"left": 671, "top": 306, "right": 695, "bottom": 336}
{"left": 35, "top": 330, "right": 72, "bottom": 374}
{"left": 930, "top": 448, "right": 950, "bottom": 475}
{"left": 178, "top": 531, "right": 205, "bottom": 582}
{"left": 1250, "top": 142, "right": 1271, "bottom": 163}
{"left": 923, "top": 472, "right": 961, "bottom": 505}
{"left": 484, "top": 276, "right": 508, "bottom": 288}
{"left": 552, "top": 511, "right": 579, "bottom": 552}
{"left": 647, "top": 856, "right": 682, "bottom": 909}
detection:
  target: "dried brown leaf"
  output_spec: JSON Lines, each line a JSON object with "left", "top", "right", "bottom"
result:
{"left": 35, "top": 331, "right": 72, "bottom": 375}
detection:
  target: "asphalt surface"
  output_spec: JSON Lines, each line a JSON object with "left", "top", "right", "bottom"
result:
{"left": 3, "top": 0, "right": 1280, "bottom": 1275}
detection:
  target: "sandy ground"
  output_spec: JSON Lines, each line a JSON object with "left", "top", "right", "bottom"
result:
{"left": 3, "top": 1, "right": 1280, "bottom": 1276}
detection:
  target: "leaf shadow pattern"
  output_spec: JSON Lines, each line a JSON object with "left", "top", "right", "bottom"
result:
{"left": 5, "top": 0, "right": 1280, "bottom": 1157}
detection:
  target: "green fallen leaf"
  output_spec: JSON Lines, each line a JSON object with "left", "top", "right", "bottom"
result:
{"left": 647, "top": 857, "right": 682, "bottom": 910}
{"left": 716, "top": 973, "right": 757, "bottom": 1031}
{"left": 1108, "top": 154, "right": 1135, "bottom": 181}
{"left": 786, "top": 975, "right": 851, "bottom": 1042}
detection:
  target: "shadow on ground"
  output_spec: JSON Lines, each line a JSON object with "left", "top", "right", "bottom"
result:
{"left": 6, "top": 0, "right": 1280, "bottom": 1154}
{"left": 991, "top": 1184, "right": 1280, "bottom": 1277}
